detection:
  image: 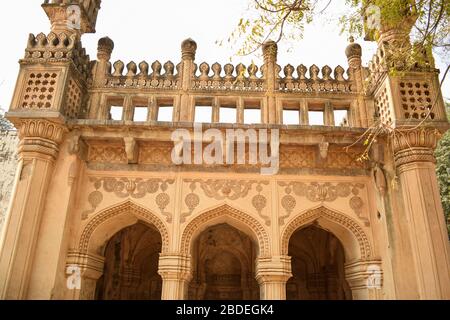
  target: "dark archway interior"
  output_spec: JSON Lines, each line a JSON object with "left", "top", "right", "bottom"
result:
{"left": 95, "top": 222, "right": 162, "bottom": 300}
{"left": 188, "top": 223, "right": 259, "bottom": 300}
{"left": 287, "top": 224, "right": 352, "bottom": 300}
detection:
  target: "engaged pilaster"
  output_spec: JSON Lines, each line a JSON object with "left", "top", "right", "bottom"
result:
{"left": 0, "top": 119, "right": 66, "bottom": 299}
{"left": 392, "top": 128, "right": 450, "bottom": 299}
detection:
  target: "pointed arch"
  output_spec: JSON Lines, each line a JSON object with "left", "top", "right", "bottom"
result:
{"left": 180, "top": 204, "right": 270, "bottom": 257}
{"left": 78, "top": 200, "right": 170, "bottom": 254}
{"left": 281, "top": 206, "right": 372, "bottom": 260}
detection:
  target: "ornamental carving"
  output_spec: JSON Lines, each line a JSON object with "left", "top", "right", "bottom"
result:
{"left": 251, "top": 182, "right": 271, "bottom": 226}
{"left": 88, "top": 143, "right": 368, "bottom": 171}
{"left": 17, "top": 119, "right": 67, "bottom": 159}
{"left": 392, "top": 129, "right": 441, "bottom": 167}
{"left": 82, "top": 177, "right": 175, "bottom": 222}
{"left": 139, "top": 144, "right": 173, "bottom": 165}
{"left": 278, "top": 182, "right": 369, "bottom": 226}
{"left": 18, "top": 119, "right": 66, "bottom": 143}
{"left": 185, "top": 179, "right": 269, "bottom": 201}
{"left": 88, "top": 145, "right": 127, "bottom": 164}
{"left": 392, "top": 128, "right": 441, "bottom": 153}
{"left": 181, "top": 181, "right": 200, "bottom": 224}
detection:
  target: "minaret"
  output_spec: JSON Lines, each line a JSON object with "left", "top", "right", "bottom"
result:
{"left": 0, "top": 1, "right": 101, "bottom": 299}
{"left": 42, "top": 0, "right": 101, "bottom": 36}
{"left": 365, "top": 3, "right": 450, "bottom": 299}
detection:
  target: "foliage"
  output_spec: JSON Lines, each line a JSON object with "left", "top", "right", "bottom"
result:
{"left": 229, "top": 0, "right": 450, "bottom": 67}
{"left": 435, "top": 101, "right": 450, "bottom": 236}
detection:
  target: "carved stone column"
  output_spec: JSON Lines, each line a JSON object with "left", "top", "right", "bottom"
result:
{"left": 256, "top": 256, "right": 292, "bottom": 300}
{"left": 0, "top": 119, "right": 66, "bottom": 299}
{"left": 262, "top": 40, "right": 278, "bottom": 124}
{"left": 345, "top": 37, "right": 367, "bottom": 127}
{"left": 89, "top": 37, "right": 114, "bottom": 119}
{"left": 158, "top": 254, "right": 192, "bottom": 300}
{"left": 393, "top": 128, "right": 450, "bottom": 299}
{"left": 179, "top": 39, "right": 197, "bottom": 122}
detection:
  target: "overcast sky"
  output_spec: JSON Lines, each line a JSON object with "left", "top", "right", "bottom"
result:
{"left": 0, "top": 0, "right": 448, "bottom": 111}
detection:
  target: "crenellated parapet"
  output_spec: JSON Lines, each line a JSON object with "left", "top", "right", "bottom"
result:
{"left": 85, "top": 37, "right": 363, "bottom": 126}
{"left": 277, "top": 64, "right": 352, "bottom": 93}
{"left": 103, "top": 60, "right": 181, "bottom": 90}
{"left": 24, "top": 32, "right": 91, "bottom": 81}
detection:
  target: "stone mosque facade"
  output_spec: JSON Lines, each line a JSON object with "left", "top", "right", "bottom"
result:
{"left": 0, "top": 0, "right": 449, "bottom": 300}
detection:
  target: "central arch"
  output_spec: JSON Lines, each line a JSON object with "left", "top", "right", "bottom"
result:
{"left": 188, "top": 223, "right": 259, "bottom": 300}
{"left": 180, "top": 204, "right": 270, "bottom": 300}
{"left": 180, "top": 204, "right": 270, "bottom": 257}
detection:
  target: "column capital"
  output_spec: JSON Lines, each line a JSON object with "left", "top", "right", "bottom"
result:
{"left": 256, "top": 256, "right": 292, "bottom": 300}
{"left": 256, "top": 256, "right": 292, "bottom": 284}
{"left": 345, "top": 259, "right": 383, "bottom": 297}
{"left": 66, "top": 250, "right": 104, "bottom": 281}
{"left": 17, "top": 119, "right": 67, "bottom": 160}
{"left": 158, "top": 253, "right": 192, "bottom": 282}
{"left": 392, "top": 128, "right": 441, "bottom": 168}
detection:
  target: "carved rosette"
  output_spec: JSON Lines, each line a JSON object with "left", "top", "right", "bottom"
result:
{"left": 392, "top": 129, "right": 441, "bottom": 169}
{"left": 17, "top": 119, "right": 67, "bottom": 160}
